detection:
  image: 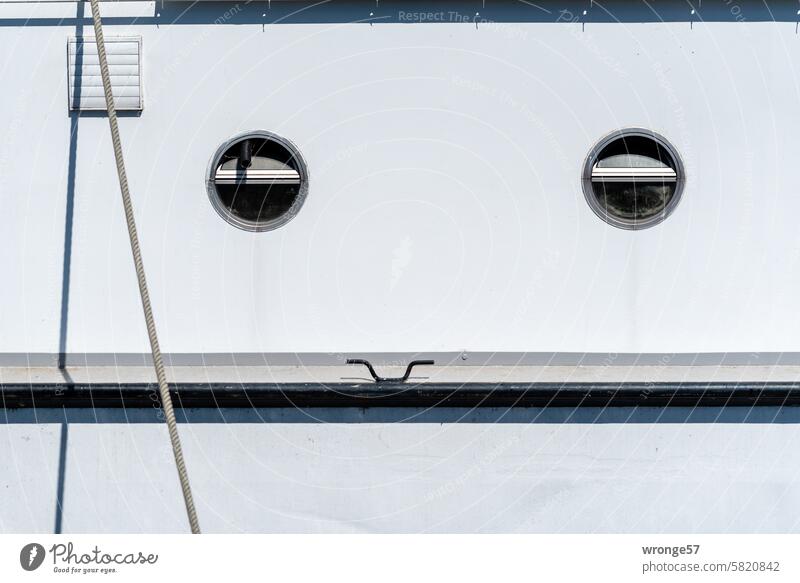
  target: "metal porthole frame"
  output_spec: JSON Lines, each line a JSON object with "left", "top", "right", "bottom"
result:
{"left": 581, "top": 128, "right": 686, "bottom": 231}
{"left": 206, "top": 130, "right": 310, "bottom": 232}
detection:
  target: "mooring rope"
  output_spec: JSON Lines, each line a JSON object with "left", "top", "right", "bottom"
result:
{"left": 88, "top": 0, "right": 201, "bottom": 534}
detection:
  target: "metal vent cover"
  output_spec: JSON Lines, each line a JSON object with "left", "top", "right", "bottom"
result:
{"left": 68, "top": 36, "right": 142, "bottom": 111}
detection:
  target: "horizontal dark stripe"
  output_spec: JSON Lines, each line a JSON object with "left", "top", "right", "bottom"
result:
{"left": 3, "top": 382, "right": 800, "bottom": 408}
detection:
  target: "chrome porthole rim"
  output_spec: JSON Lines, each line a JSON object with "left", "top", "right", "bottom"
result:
{"left": 206, "top": 130, "right": 309, "bottom": 232}
{"left": 581, "top": 128, "right": 685, "bottom": 231}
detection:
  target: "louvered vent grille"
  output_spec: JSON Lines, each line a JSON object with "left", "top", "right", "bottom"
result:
{"left": 68, "top": 37, "right": 142, "bottom": 111}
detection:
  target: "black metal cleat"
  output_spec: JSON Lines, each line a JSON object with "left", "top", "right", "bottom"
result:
{"left": 345, "top": 359, "right": 435, "bottom": 383}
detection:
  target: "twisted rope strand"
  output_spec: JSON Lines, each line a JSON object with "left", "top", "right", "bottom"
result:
{"left": 88, "top": 0, "right": 201, "bottom": 534}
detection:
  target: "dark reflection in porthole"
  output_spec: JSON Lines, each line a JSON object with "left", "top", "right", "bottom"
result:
{"left": 583, "top": 130, "right": 684, "bottom": 230}
{"left": 207, "top": 132, "right": 308, "bottom": 232}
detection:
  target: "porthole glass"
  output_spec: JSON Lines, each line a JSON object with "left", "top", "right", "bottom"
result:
{"left": 207, "top": 131, "right": 308, "bottom": 231}
{"left": 582, "top": 129, "right": 684, "bottom": 230}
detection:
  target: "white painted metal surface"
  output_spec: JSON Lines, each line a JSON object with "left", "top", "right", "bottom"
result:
{"left": 3, "top": 408, "right": 800, "bottom": 533}
{"left": 2, "top": 2, "right": 800, "bottom": 534}
{"left": 2, "top": 3, "right": 797, "bottom": 356}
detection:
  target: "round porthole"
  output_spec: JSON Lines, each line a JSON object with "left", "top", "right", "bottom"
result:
{"left": 582, "top": 129, "right": 684, "bottom": 230}
{"left": 207, "top": 131, "right": 308, "bottom": 231}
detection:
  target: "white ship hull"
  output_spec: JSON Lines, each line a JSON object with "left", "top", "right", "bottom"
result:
{"left": 2, "top": 0, "right": 799, "bottom": 533}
